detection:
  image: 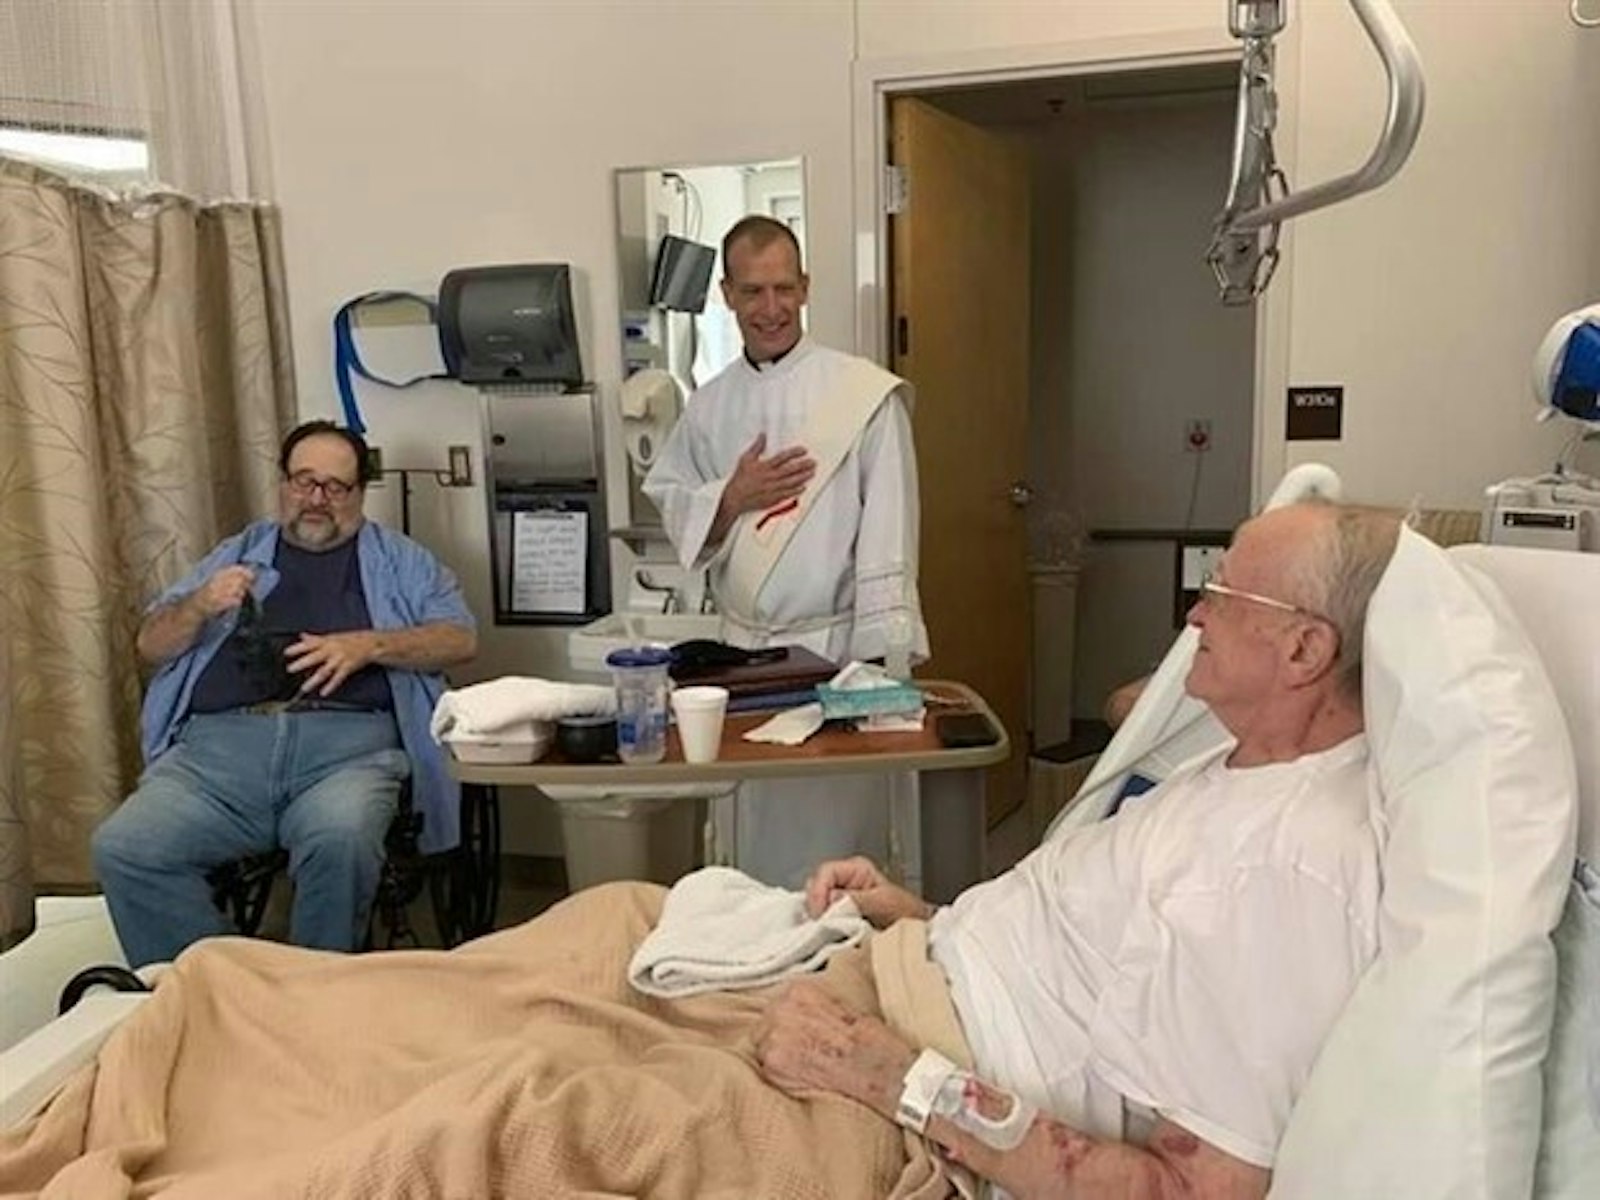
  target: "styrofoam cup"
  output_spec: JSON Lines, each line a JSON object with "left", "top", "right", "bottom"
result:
{"left": 671, "top": 685, "right": 730, "bottom": 764}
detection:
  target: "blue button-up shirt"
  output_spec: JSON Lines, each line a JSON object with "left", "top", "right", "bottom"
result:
{"left": 140, "top": 519, "right": 475, "bottom": 854}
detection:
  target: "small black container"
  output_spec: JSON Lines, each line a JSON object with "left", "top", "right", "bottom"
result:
{"left": 556, "top": 714, "right": 618, "bottom": 763}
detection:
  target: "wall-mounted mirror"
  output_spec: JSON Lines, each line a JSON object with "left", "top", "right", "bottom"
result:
{"left": 611, "top": 158, "right": 805, "bottom": 530}
{"left": 614, "top": 158, "right": 805, "bottom": 387}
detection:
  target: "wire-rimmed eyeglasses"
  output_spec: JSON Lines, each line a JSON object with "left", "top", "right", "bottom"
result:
{"left": 285, "top": 470, "right": 358, "bottom": 501}
{"left": 1198, "top": 570, "right": 1321, "bottom": 620}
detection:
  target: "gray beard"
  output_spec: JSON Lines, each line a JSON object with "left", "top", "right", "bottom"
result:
{"left": 282, "top": 514, "right": 357, "bottom": 551}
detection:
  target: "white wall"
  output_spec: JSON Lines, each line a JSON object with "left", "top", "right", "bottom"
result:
{"left": 1046, "top": 93, "right": 1253, "bottom": 532}
{"left": 857, "top": 0, "right": 1600, "bottom": 505}
{"left": 249, "top": 0, "right": 1599, "bottom": 840}
{"left": 856, "top": 0, "right": 1222, "bottom": 61}
{"left": 1030, "top": 92, "right": 1255, "bottom": 720}
{"left": 253, "top": 0, "right": 1600, "bottom": 631}
{"left": 250, "top": 0, "right": 856, "bottom": 666}
{"left": 249, "top": 0, "right": 856, "bottom": 852}
{"left": 1280, "top": 0, "right": 1600, "bottom": 506}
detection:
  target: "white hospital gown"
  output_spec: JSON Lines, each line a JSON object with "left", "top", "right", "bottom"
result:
{"left": 643, "top": 337, "right": 927, "bottom": 887}
{"left": 929, "top": 736, "right": 1380, "bottom": 1167}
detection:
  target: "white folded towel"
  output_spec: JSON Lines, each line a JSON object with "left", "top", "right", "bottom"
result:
{"left": 429, "top": 677, "right": 616, "bottom": 741}
{"left": 628, "top": 866, "right": 871, "bottom": 998}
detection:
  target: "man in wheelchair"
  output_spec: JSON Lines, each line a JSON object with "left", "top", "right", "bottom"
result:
{"left": 90, "top": 420, "right": 476, "bottom": 967}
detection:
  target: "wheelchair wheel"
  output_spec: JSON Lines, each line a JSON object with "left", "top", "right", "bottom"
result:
{"left": 428, "top": 783, "right": 500, "bottom": 947}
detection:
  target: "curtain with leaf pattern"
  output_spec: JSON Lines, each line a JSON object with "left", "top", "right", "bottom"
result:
{"left": 0, "top": 156, "right": 294, "bottom": 946}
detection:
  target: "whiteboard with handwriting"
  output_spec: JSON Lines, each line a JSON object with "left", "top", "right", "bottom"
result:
{"left": 511, "top": 510, "right": 587, "bottom": 614}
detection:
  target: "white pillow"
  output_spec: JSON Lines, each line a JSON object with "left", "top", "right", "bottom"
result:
{"left": 1450, "top": 544, "right": 1600, "bottom": 866}
{"left": 1533, "top": 862, "right": 1600, "bottom": 1197}
{"left": 1271, "top": 527, "right": 1579, "bottom": 1199}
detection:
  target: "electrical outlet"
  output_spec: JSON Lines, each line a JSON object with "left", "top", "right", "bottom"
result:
{"left": 1180, "top": 544, "right": 1225, "bottom": 589}
{"left": 447, "top": 445, "right": 473, "bottom": 487}
{"left": 1184, "top": 418, "right": 1213, "bottom": 453}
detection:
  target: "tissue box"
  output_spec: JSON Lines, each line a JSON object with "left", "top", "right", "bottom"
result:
{"left": 816, "top": 683, "right": 924, "bottom": 720}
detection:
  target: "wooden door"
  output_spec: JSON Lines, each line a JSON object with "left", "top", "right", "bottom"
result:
{"left": 890, "top": 95, "right": 1032, "bottom": 827}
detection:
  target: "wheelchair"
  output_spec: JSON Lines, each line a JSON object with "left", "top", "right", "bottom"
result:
{"left": 205, "top": 782, "right": 500, "bottom": 951}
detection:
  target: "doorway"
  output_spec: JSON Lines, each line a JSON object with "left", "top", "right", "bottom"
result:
{"left": 880, "top": 63, "right": 1258, "bottom": 834}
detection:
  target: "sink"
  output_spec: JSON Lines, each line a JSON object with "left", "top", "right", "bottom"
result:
{"left": 568, "top": 611, "right": 721, "bottom": 677}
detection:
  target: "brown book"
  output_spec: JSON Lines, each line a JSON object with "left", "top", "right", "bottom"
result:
{"left": 669, "top": 644, "right": 838, "bottom": 699}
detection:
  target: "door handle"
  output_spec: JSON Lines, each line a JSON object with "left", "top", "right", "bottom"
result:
{"left": 1008, "top": 481, "right": 1034, "bottom": 508}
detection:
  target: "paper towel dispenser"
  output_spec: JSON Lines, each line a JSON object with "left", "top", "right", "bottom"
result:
{"left": 438, "top": 264, "right": 583, "bottom": 387}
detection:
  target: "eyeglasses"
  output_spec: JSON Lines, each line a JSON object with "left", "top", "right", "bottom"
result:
{"left": 285, "top": 470, "right": 358, "bottom": 501}
{"left": 1198, "top": 570, "right": 1319, "bottom": 619}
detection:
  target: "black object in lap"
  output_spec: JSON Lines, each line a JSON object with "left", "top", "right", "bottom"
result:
{"left": 227, "top": 592, "right": 300, "bottom": 701}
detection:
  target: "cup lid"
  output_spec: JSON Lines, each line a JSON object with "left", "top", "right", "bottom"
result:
{"left": 605, "top": 645, "right": 673, "bottom": 669}
{"left": 671, "top": 685, "right": 730, "bottom": 705}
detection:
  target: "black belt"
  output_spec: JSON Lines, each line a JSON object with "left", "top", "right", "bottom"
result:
{"left": 234, "top": 699, "right": 387, "bottom": 716}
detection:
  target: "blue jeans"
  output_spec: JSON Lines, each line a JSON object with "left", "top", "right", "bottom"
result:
{"left": 92, "top": 712, "right": 409, "bottom": 967}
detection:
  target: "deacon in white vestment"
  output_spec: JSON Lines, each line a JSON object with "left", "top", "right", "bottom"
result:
{"left": 643, "top": 216, "right": 928, "bottom": 887}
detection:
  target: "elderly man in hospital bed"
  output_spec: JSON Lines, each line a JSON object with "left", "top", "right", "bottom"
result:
{"left": 754, "top": 499, "right": 1396, "bottom": 1199}
{"left": 1, "top": 497, "right": 1589, "bottom": 1198}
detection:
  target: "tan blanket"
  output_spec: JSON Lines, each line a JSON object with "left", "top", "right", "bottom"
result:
{"left": 0, "top": 883, "right": 968, "bottom": 1199}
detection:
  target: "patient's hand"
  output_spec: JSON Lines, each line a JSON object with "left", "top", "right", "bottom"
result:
{"left": 804, "top": 856, "right": 933, "bottom": 928}
{"left": 754, "top": 980, "right": 915, "bottom": 1117}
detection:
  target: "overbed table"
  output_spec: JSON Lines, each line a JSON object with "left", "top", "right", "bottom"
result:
{"left": 446, "top": 681, "right": 1010, "bottom": 936}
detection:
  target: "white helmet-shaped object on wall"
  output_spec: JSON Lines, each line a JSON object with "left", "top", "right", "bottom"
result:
{"left": 618, "top": 368, "right": 684, "bottom": 474}
{"left": 1531, "top": 303, "right": 1600, "bottom": 431}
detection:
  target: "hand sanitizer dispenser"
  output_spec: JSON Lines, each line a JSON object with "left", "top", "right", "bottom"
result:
{"left": 618, "top": 369, "right": 682, "bottom": 479}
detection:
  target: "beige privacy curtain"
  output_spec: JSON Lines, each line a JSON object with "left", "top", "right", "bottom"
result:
{"left": 0, "top": 156, "right": 294, "bottom": 940}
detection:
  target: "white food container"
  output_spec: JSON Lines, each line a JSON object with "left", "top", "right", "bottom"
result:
{"left": 445, "top": 724, "right": 554, "bottom": 764}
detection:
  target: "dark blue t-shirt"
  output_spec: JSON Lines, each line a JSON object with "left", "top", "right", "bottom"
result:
{"left": 189, "top": 537, "right": 395, "bottom": 713}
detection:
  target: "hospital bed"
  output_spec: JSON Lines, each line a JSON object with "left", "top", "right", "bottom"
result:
{"left": 1, "top": 469, "right": 1596, "bottom": 1197}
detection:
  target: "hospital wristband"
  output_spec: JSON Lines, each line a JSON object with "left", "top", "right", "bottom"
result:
{"left": 895, "top": 1047, "right": 960, "bottom": 1134}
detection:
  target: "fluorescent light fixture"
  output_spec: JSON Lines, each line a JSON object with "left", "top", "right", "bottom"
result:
{"left": 0, "top": 127, "right": 148, "bottom": 174}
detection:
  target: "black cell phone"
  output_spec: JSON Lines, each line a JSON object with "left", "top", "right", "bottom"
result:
{"left": 935, "top": 711, "right": 998, "bottom": 748}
